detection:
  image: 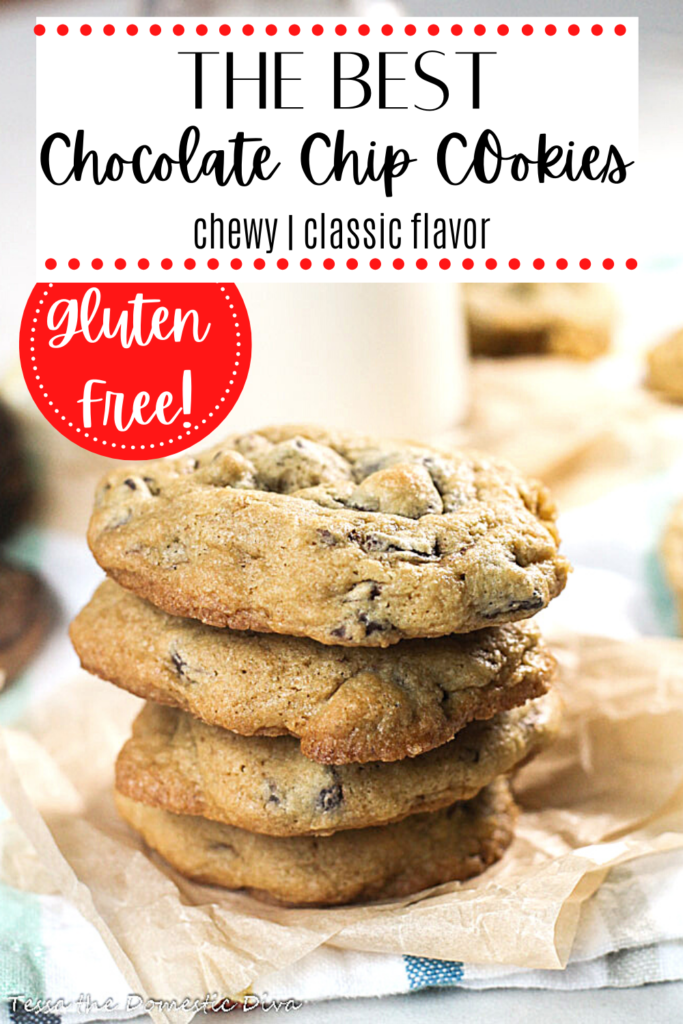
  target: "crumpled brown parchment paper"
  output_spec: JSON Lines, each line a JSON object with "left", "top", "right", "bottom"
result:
{"left": 1, "top": 630, "right": 683, "bottom": 1024}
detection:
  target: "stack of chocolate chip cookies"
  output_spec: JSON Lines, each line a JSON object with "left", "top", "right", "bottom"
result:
{"left": 71, "top": 426, "right": 569, "bottom": 906}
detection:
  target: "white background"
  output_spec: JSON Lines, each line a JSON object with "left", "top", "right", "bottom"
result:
{"left": 36, "top": 16, "right": 638, "bottom": 281}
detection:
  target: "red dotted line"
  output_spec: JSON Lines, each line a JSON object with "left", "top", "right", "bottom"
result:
{"left": 34, "top": 22, "right": 628, "bottom": 37}
{"left": 46, "top": 257, "right": 638, "bottom": 271}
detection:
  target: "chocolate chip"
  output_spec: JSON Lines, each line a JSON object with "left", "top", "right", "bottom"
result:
{"left": 316, "top": 783, "right": 344, "bottom": 812}
{"left": 123, "top": 478, "right": 137, "bottom": 490}
{"left": 358, "top": 612, "right": 384, "bottom": 636}
{"left": 482, "top": 592, "right": 544, "bottom": 620}
{"left": 330, "top": 625, "right": 347, "bottom": 639}
{"left": 359, "top": 533, "right": 385, "bottom": 553}
{"left": 344, "top": 580, "right": 382, "bottom": 603}
{"left": 348, "top": 530, "right": 441, "bottom": 560}
{"left": 142, "top": 475, "right": 161, "bottom": 496}
{"left": 170, "top": 647, "right": 189, "bottom": 678}
{"left": 265, "top": 781, "right": 280, "bottom": 807}
{"left": 318, "top": 529, "right": 337, "bottom": 546}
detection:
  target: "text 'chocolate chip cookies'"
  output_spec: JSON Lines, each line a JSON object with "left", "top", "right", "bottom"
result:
{"left": 73, "top": 424, "right": 568, "bottom": 904}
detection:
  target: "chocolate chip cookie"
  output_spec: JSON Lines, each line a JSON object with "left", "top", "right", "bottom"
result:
{"left": 87, "top": 426, "right": 569, "bottom": 646}
{"left": 647, "top": 329, "right": 683, "bottom": 403}
{"left": 115, "top": 777, "right": 516, "bottom": 905}
{"left": 115, "top": 692, "right": 560, "bottom": 837}
{"left": 72, "top": 579, "right": 555, "bottom": 764}
{"left": 464, "top": 283, "right": 615, "bottom": 360}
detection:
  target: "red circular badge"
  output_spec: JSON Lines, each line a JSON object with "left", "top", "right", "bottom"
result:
{"left": 20, "top": 282, "right": 251, "bottom": 459}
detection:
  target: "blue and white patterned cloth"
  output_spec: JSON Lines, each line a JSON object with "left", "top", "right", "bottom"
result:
{"left": 3, "top": 849, "right": 683, "bottom": 1020}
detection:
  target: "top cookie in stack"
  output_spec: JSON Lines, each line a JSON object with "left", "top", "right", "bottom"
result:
{"left": 86, "top": 425, "right": 569, "bottom": 645}
{"left": 74, "top": 426, "right": 568, "bottom": 904}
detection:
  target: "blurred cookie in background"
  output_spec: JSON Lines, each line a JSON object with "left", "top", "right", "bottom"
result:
{"left": 464, "top": 283, "right": 616, "bottom": 360}
{"left": 0, "top": 560, "right": 52, "bottom": 688}
{"left": 0, "top": 396, "right": 33, "bottom": 540}
{"left": 662, "top": 500, "right": 683, "bottom": 633}
{"left": 647, "top": 328, "right": 683, "bottom": 402}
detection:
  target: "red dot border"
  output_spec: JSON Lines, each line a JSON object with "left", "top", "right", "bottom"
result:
{"left": 44, "top": 256, "right": 639, "bottom": 272}
{"left": 34, "top": 19, "right": 630, "bottom": 37}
